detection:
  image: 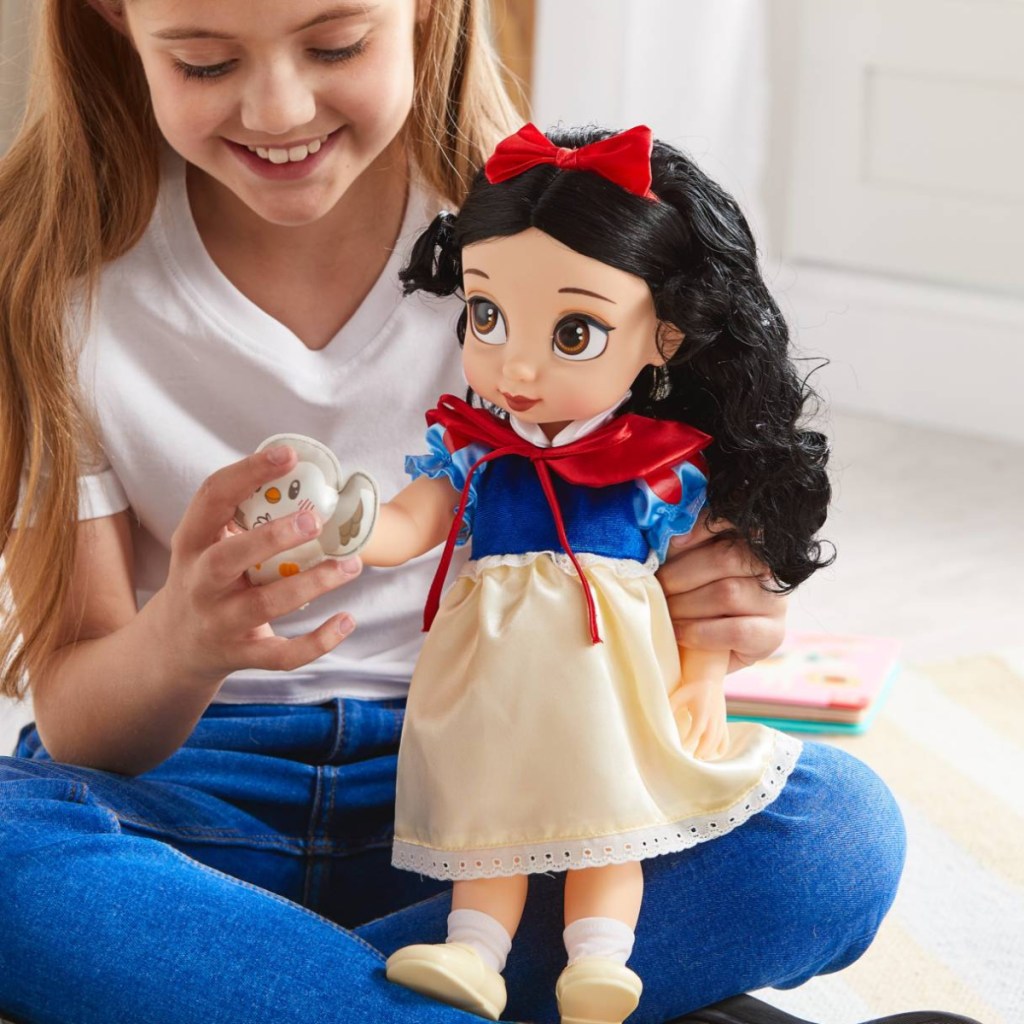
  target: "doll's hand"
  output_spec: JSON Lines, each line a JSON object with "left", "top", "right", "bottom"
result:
{"left": 670, "top": 676, "right": 729, "bottom": 761}
{"left": 657, "top": 512, "right": 786, "bottom": 673}
{"left": 150, "top": 445, "right": 362, "bottom": 686}
{"left": 670, "top": 646, "right": 730, "bottom": 761}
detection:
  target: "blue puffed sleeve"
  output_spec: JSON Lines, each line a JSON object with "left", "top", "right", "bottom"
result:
{"left": 405, "top": 423, "right": 490, "bottom": 545}
{"left": 633, "top": 461, "right": 708, "bottom": 563}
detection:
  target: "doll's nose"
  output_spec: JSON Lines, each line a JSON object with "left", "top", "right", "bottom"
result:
{"left": 503, "top": 354, "right": 538, "bottom": 383}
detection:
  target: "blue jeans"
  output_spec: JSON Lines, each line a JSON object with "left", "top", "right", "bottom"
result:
{"left": 0, "top": 700, "right": 905, "bottom": 1024}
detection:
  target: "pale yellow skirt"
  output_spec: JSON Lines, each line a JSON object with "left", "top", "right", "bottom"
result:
{"left": 393, "top": 553, "right": 800, "bottom": 881}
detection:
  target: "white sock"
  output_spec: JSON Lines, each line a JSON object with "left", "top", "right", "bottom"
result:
{"left": 563, "top": 916, "right": 636, "bottom": 965}
{"left": 446, "top": 908, "right": 513, "bottom": 974}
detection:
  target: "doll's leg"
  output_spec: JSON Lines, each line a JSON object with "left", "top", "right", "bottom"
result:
{"left": 385, "top": 875, "right": 527, "bottom": 1020}
{"left": 556, "top": 863, "right": 645, "bottom": 1024}
{"left": 359, "top": 742, "right": 905, "bottom": 1024}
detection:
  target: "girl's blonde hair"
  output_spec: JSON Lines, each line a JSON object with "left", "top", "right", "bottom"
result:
{"left": 0, "top": 0, "right": 522, "bottom": 699}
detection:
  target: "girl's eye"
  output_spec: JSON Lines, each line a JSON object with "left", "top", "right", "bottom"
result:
{"left": 311, "top": 38, "right": 368, "bottom": 64}
{"left": 171, "top": 39, "right": 366, "bottom": 83}
{"left": 553, "top": 316, "right": 612, "bottom": 361}
{"left": 468, "top": 298, "right": 508, "bottom": 345}
{"left": 173, "top": 59, "right": 235, "bottom": 81}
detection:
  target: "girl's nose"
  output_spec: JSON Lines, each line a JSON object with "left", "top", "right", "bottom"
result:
{"left": 240, "top": 61, "right": 317, "bottom": 136}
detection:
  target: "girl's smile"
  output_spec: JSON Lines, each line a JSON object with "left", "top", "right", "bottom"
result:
{"left": 228, "top": 128, "right": 339, "bottom": 181}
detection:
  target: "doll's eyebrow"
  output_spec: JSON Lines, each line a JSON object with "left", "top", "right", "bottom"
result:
{"left": 559, "top": 287, "right": 616, "bottom": 304}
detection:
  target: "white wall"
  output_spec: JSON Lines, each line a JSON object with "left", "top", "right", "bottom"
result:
{"left": 0, "top": 0, "right": 33, "bottom": 153}
{"left": 533, "top": 0, "right": 771, "bottom": 241}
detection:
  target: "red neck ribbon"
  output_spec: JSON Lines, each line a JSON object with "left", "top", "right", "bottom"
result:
{"left": 423, "top": 395, "right": 711, "bottom": 644}
{"left": 484, "top": 123, "right": 659, "bottom": 201}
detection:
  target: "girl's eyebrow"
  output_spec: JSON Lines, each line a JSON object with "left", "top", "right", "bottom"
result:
{"left": 559, "top": 287, "right": 616, "bottom": 304}
{"left": 152, "top": 5, "right": 375, "bottom": 41}
{"left": 463, "top": 269, "right": 490, "bottom": 279}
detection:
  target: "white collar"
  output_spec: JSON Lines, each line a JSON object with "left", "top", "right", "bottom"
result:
{"left": 509, "top": 393, "right": 631, "bottom": 449}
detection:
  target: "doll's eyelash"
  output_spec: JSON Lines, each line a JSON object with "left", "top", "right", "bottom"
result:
{"left": 171, "top": 39, "right": 367, "bottom": 82}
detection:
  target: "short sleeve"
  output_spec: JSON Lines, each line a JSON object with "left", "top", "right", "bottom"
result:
{"left": 404, "top": 423, "right": 489, "bottom": 545}
{"left": 633, "top": 460, "right": 708, "bottom": 563}
{"left": 15, "top": 460, "right": 130, "bottom": 528}
{"left": 77, "top": 466, "right": 130, "bottom": 520}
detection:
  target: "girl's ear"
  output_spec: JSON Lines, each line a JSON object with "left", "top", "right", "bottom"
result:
{"left": 86, "top": 0, "right": 130, "bottom": 38}
{"left": 655, "top": 323, "right": 685, "bottom": 364}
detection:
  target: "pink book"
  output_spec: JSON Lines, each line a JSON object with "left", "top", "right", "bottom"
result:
{"left": 723, "top": 632, "right": 901, "bottom": 729}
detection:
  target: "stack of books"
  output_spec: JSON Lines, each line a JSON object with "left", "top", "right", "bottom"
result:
{"left": 724, "top": 632, "right": 901, "bottom": 734}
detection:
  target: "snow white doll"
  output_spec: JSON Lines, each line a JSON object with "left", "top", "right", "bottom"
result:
{"left": 354, "top": 124, "right": 832, "bottom": 1024}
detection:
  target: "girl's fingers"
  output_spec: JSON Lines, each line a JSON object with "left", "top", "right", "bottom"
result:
{"left": 224, "top": 556, "right": 362, "bottom": 630}
{"left": 665, "top": 573, "right": 783, "bottom": 623}
{"left": 173, "top": 445, "right": 298, "bottom": 558}
{"left": 674, "top": 614, "right": 784, "bottom": 668}
{"left": 241, "top": 613, "right": 357, "bottom": 673}
{"left": 658, "top": 517, "right": 766, "bottom": 598}
{"left": 202, "top": 508, "right": 327, "bottom": 591}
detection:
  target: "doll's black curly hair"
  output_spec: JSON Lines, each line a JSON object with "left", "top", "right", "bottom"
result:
{"left": 400, "top": 126, "right": 833, "bottom": 590}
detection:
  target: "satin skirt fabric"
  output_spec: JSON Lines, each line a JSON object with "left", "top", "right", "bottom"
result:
{"left": 393, "top": 555, "right": 801, "bottom": 880}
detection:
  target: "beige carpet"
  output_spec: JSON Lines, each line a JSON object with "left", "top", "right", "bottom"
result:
{"left": 756, "top": 652, "right": 1024, "bottom": 1024}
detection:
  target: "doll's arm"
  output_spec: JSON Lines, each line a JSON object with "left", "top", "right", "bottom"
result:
{"left": 669, "top": 646, "right": 730, "bottom": 761}
{"left": 359, "top": 475, "right": 459, "bottom": 568}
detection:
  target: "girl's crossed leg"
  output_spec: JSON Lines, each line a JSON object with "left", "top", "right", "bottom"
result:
{"left": 0, "top": 704, "right": 905, "bottom": 1024}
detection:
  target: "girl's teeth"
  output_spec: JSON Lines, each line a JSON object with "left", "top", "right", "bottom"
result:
{"left": 246, "top": 135, "right": 329, "bottom": 164}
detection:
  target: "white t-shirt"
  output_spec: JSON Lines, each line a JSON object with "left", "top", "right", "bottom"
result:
{"left": 75, "top": 154, "right": 466, "bottom": 703}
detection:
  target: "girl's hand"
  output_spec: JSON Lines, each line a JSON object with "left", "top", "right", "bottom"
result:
{"left": 150, "top": 445, "right": 362, "bottom": 686}
{"left": 656, "top": 513, "right": 787, "bottom": 674}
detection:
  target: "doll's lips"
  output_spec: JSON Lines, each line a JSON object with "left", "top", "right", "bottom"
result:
{"left": 500, "top": 391, "right": 540, "bottom": 412}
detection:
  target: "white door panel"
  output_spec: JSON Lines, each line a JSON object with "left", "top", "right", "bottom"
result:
{"left": 787, "top": 0, "right": 1024, "bottom": 298}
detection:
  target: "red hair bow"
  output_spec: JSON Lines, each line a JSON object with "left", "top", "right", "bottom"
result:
{"left": 484, "top": 123, "right": 658, "bottom": 200}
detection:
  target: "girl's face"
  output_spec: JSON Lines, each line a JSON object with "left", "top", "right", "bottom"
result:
{"left": 461, "top": 229, "right": 669, "bottom": 437}
{"left": 120, "top": 0, "right": 426, "bottom": 226}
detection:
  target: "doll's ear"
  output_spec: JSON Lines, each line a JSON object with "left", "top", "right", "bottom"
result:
{"left": 655, "top": 322, "right": 685, "bottom": 364}
{"left": 86, "top": 0, "right": 130, "bottom": 38}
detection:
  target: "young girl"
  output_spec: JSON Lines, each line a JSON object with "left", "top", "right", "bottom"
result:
{"left": 350, "top": 124, "right": 825, "bottom": 1023}
{"left": 0, "top": 2, "right": 914, "bottom": 1024}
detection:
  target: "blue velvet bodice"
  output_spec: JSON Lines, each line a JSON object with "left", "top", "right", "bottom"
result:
{"left": 470, "top": 457, "right": 650, "bottom": 562}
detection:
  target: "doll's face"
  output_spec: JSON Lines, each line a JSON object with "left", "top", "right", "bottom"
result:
{"left": 461, "top": 229, "right": 667, "bottom": 438}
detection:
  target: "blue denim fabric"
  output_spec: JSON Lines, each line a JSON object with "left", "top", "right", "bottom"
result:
{"left": 0, "top": 701, "right": 906, "bottom": 1024}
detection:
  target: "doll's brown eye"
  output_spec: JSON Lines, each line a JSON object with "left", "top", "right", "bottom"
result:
{"left": 553, "top": 315, "right": 610, "bottom": 361}
{"left": 288, "top": 479, "right": 301, "bottom": 500}
{"left": 468, "top": 297, "right": 508, "bottom": 345}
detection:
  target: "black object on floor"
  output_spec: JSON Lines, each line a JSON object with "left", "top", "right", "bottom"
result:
{"left": 671, "top": 992, "right": 985, "bottom": 1024}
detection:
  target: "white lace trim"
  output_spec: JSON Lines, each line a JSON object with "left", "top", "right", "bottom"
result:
{"left": 392, "top": 732, "right": 803, "bottom": 881}
{"left": 464, "top": 549, "right": 660, "bottom": 580}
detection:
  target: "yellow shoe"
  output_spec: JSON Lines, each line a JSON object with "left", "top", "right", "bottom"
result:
{"left": 555, "top": 957, "right": 643, "bottom": 1024}
{"left": 385, "top": 942, "right": 507, "bottom": 1020}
